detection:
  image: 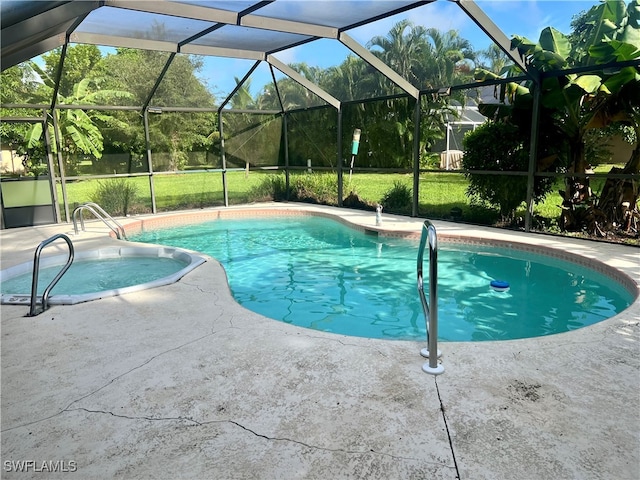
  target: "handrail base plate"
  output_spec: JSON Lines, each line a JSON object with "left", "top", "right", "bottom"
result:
{"left": 420, "top": 347, "right": 442, "bottom": 359}
{"left": 422, "top": 363, "right": 445, "bottom": 375}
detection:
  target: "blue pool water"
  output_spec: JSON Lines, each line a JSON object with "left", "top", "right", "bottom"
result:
{"left": 1, "top": 257, "right": 188, "bottom": 296}
{"left": 131, "top": 216, "right": 633, "bottom": 341}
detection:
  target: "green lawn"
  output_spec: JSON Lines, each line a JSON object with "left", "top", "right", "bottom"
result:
{"left": 55, "top": 167, "right": 623, "bottom": 234}
{"left": 57, "top": 171, "right": 267, "bottom": 218}
{"left": 56, "top": 170, "right": 542, "bottom": 223}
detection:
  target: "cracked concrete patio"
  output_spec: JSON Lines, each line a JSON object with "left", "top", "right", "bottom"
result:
{"left": 1, "top": 204, "right": 639, "bottom": 479}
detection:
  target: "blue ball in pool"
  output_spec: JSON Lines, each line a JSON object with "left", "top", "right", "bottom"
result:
{"left": 490, "top": 280, "right": 510, "bottom": 292}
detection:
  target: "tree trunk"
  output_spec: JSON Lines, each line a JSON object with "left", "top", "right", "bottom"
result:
{"left": 560, "top": 139, "right": 592, "bottom": 232}
{"left": 596, "top": 143, "right": 639, "bottom": 232}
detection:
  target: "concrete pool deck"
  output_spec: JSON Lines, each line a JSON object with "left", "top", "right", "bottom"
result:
{"left": 1, "top": 203, "right": 639, "bottom": 479}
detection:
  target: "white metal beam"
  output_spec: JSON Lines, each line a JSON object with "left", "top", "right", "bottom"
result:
{"left": 181, "top": 44, "right": 266, "bottom": 61}
{"left": 2, "top": 35, "right": 66, "bottom": 70}
{"left": 339, "top": 32, "right": 420, "bottom": 99}
{"left": 70, "top": 32, "right": 178, "bottom": 53}
{"left": 267, "top": 55, "right": 340, "bottom": 110}
{"left": 240, "top": 15, "right": 338, "bottom": 39}
{"left": 104, "top": 0, "right": 238, "bottom": 24}
{"left": 453, "top": 0, "right": 528, "bottom": 73}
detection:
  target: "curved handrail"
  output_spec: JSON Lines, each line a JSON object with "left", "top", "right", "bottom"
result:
{"left": 72, "top": 202, "right": 127, "bottom": 240}
{"left": 29, "top": 234, "right": 74, "bottom": 317}
{"left": 417, "top": 220, "right": 443, "bottom": 375}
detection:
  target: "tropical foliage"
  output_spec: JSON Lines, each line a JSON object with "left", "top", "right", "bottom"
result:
{"left": 2, "top": 5, "right": 637, "bottom": 242}
{"left": 100, "top": 48, "right": 217, "bottom": 172}
{"left": 265, "top": 20, "right": 478, "bottom": 171}
{"left": 473, "top": 0, "right": 639, "bottom": 236}
{"left": 0, "top": 63, "right": 43, "bottom": 175}
{"left": 380, "top": 180, "right": 413, "bottom": 214}
{"left": 24, "top": 59, "right": 133, "bottom": 175}
{"left": 462, "top": 121, "right": 554, "bottom": 220}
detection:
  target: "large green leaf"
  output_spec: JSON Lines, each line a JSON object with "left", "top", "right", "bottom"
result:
{"left": 61, "top": 108, "right": 104, "bottom": 158}
{"left": 511, "top": 35, "right": 541, "bottom": 57}
{"left": 540, "top": 81, "right": 584, "bottom": 114}
{"left": 73, "top": 78, "right": 91, "bottom": 101}
{"left": 91, "top": 112, "right": 131, "bottom": 130}
{"left": 574, "top": 74, "right": 604, "bottom": 94}
{"left": 628, "top": 0, "right": 640, "bottom": 27}
{"left": 27, "top": 61, "right": 55, "bottom": 90}
{"left": 540, "top": 85, "right": 568, "bottom": 110}
{"left": 541, "top": 76, "right": 563, "bottom": 95}
{"left": 533, "top": 50, "right": 569, "bottom": 70}
{"left": 579, "top": 0, "right": 628, "bottom": 63}
{"left": 589, "top": 40, "right": 640, "bottom": 62}
{"left": 621, "top": 22, "right": 640, "bottom": 46}
{"left": 513, "top": 28, "right": 570, "bottom": 71}
{"left": 538, "top": 27, "right": 571, "bottom": 59}
{"left": 66, "top": 123, "right": 103, "bottom": 158}
{"left": 504, "top": 82, "right": 532, "bottom": 109}
{"left": 473, "top": 68, "right": 500, "bottom": 82}
{"left": 602, "top": 66, "right": 640, "bottom": 93}
{"left": 477, "top": 103, "right": 513, "bottom": 121}
{"left": 24, "top": 123, "right": 43, "bottom": 149}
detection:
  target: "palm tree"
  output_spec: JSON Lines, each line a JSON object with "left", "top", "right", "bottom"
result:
{"left": 229, "top": 76, "right": 256, "bottom": 110}
{"left": 368, "top": 19, "right": 428, "bottom": 90}
{"left": 322, "top": 55, "right": 373, "bottom": 101}
{"left": 366, "top": 22, "right": 476, "bottom": 167}
{"left": 420, "top": 28, "right": 476, "bottom": 90}
{"left": 259, "top": 63, "right": 331, "bottom": 111}
{"left": 477, "top": 43, "right": 512, "bottom": 75}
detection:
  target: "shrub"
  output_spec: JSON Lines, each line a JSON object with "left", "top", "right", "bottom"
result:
{"left": 420, "top": 152, "right": 440, "bottom": 170}
{"left": 380, "top": 180, "right": 412, "bottom": 214}
{"left": 248, "top": 174, "right": 287, "bottom": 201}
{"left": 247, "top": 172, "right": 339, "bottom": 205}
{"left": 22, "top": 156, "right": 49, "bottom": 176}
{"left": 462, "top": 121, "right": 554, "bottom": 221}
{"left": 343, "top": 191, "right": 376, "bottom": 211}
{"left": 91, "top": 178, "right": 139, "bottom": 216}
{"left": 290, "top": 173, "right": 338, "bottom": 204}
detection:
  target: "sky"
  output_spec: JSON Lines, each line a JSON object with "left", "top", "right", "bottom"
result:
{"left": 199, "top": 0, "right": 598, "bottom": 100}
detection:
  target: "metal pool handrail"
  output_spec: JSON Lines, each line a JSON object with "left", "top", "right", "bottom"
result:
{"left": 417, "top": 220, "right": 444, "bottom": 375}
{"left": 72, "top": 202, "right": 127, "bottom": 240}
{"left": 29, "top": 234, "right": 74, "bottom": 317}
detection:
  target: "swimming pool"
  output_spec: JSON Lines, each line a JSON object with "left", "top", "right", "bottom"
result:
{"left": 131, "top": 215, "right": 634, "bottom": 341}
{"left": 0, "top": 246, "right": 206, "bottom": 305}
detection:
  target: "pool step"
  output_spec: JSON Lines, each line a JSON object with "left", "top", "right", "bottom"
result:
{"left": 1, "top": 294, "right": 42, "bottom": 305}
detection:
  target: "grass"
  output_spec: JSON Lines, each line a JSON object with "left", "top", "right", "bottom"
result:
{"left": 57, "top": 171, "right": 268, "bottom": 219}
{"left": 55, "top": 166, "right": 628, "bottom": 234}
{"left": 55, "top": 170, "right": 547, "bottom": 223}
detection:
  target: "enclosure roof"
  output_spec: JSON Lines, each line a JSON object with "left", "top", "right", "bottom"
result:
{"left": 1, "top": 0, "right": 526, "bottom": 77}
{"left": 2, "top": 1, "right": 404, "bottom": 66}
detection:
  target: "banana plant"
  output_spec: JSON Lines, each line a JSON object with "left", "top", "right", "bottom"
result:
{"left": 473, "top": 0, "right": 639, "bottom": 234}
{"left": 24, "top": 61, "right": 132, "bottom": 174}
